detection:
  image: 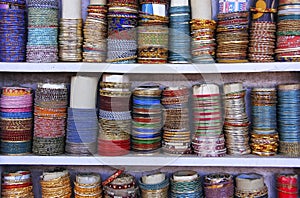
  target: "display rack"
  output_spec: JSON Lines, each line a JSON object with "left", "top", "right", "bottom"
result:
{"left": 0, "top": 62, "right": 299, "bottom": 198}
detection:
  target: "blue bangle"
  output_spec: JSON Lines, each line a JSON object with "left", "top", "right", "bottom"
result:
{"left": 1, "top": 141, "right": 31, "bottom": 154}
{"left": 133, "top": 128, "right": 161, "bottom": 133}
{"left": 169, "top": 6, "right": 191, "bottom": 14}
{"left": 0, "top": 112, "right": 32, "bottom": 119}
{"left": 132, "top": 133, "right": 161, "bottom": 139}
{"left": 133, "top": 98, "right": 161, "bottom": 105}
{"left": 139, "top": 177, "right": 169, "bottom": 190}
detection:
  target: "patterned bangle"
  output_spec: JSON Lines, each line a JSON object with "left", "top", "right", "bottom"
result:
{"left": 108, "top": 181, "right": 135, "bottom": 189}
{"left": 100, "top": 89, "right": 131, "bottom": 97}
{"left": 106, "top": 55, "right": 137, "bottom": 63}
{"left": 100, "top": 82, "right": 131, "bottom": 89}
{"left": 133, "top": 89, "right": 161, "bottom": 97}
{"left": 138, "top": 47, "right": 168, "bottom": 59}
{"left": 99, "top": 110, "right": 131, "bottom": 120}
{"left": 139, "top": 177, "right": 169, "bottom": 190}
{"left": 2, "top": 87, "right": 31, "bottom": 96}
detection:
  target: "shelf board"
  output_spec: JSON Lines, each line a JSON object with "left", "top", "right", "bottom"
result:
{"left": 1, "top": 154, "right": 300, "bottom": 167}
{"left": 0, "top": 62, "right": 299, "bottom": 73}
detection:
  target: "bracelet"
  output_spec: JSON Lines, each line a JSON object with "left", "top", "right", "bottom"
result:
{"left": 102, "top": 169, "right": 124, "bottom": 186}
{"left": 2, "top": 87, "right": 31, "bottom": 96}
{"left": 100, "top": 81, "right": 131, "bottom": 89}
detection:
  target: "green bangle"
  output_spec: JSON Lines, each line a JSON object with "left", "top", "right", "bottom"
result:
{"left": 131, "top": 138, "right": 161, "bottom": 144}
{"left": 277, "top": 31, "right": 300, "bottom": 36}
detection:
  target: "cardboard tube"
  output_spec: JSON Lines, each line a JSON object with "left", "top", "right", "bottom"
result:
{"left": 191, "top": 0, "right": 212, "bottom": 19}
{"left": 62, "top": 0, "right": 82, "bottom": 19}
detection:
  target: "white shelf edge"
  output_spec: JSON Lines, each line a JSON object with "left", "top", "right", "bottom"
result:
{"left": 1, "top": 154, "right": 300, "bottom": 167}
{"left": 0, "top": 62, "right": 299, "bottom": 73}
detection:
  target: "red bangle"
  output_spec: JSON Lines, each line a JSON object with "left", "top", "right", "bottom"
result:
{"left": 224, "top": 122, "right": 250, "bottom": 127}
{"left": 162, "top": 89, "right": 189, "bottom": 97}
{"left": 193, "top": 94, "right": 221, "bottom": 98}
{"left": 194, "top": 117, "right": 222, "bottom": 121}
{"left": 108, "top": 181, "right": 136, "bottom": 189}
{"left": 102, "top": 169, "right": 124, "bottom": 186}
{"left": 2, "top": 182, "right": 32, "bottom": 189}
{"left": 133, "top": 117, "right": 161, "bottom": 123}
{"left": 193, "top": 112, "right": 221, "bottom": 116}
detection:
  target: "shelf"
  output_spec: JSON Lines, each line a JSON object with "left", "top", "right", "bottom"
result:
{"left": 0, "top": 62, "right": 299, "bottom": 73}
{"left": 1, "top": 154, "right": 300, "bottom": 167}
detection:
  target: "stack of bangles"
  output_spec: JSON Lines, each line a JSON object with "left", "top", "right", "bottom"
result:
{"left": 139, "top": 172, "right": 169, "bottom": 198}
{"left": 138, "top": 0, "right": 169, "bottom": 64}
{"left": 250, "top": 88, "right": 279, "bottom": 156}
{"left": 26, "top": 0, "right": 59, "bottom": 62}
{"left": 216, "top": 11, "right": 249, "bottom": 63}
{"left": 106, "top": 0, "right": 138, "bottom": 63}
{"left": 171, "top": 170, "right": 203, "bottom": 197}
{"left": 0, "top": 87, "right": 33, "bottom": 155}
{"left": 59, "top": 18, "right": 83, "bottom": 62}
{"left": 248, "top": 21, "right": 276, "bottom": 62}
{"left": 223, "top": 82, "right": 251, "bottom": 155}
{"left": 277, "top": 174, "right": 298, "bottom": 198}
{"left": 190, "top": 19, "right": 216, "bottom": 63}
{"left": 0, "top": 0, "right": 26, "bottom": 62}
{"left": 203, "top": 173, "right": 234, "bottom": 198}
{"left": 1, "top": 171, "right": 34, "bottom": 197}
{"left": 192, "top": 84, "right": 226, "bottom": 157}
{"left": 161, "top": 86, "right": 192, "bottom": 155}
{"left": 276, "top": 0, "right": 300, "bottom": 61}
{"left": 74, "top": 173, "right": 102, "bottom": 198}
{"left": 98, "top": 74, "right": 132, "bottom": 156}
{"left": 65, "top": 108, "right": 98, "bottom": 156}
{"left": 277, "top": 84, "right": 300, "bottom": 157}
{"left": 32, "top": 83, "right": 68, "bottom": 156}
{"left": 132, "top": 85, "right": 162, "bottom": 154}
{"left": 40, "top": 169, "right": 71, "bottom": 198}
{"left": 249, "top": 0, "right": 277, "bottom": 62}
{"left": 168, "top": 3, "right": 191, "bottom": 63}
{"left": 235, "top": 173, "right": 268, "bottom": 198}
{"left": 83, "top": 3, "right": 108, "bottom": 62}
{"left": 103, "top": 169, "right": 138, "bottom": 198}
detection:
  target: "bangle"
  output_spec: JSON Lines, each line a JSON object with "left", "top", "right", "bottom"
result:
{"left": 102, "top": 169, "right": 124, "bottom": 186}
{"left": 2, "top": 87, "right": 31, "bottom": 96}
{"left": 100, "top": 82, "right": 131, "bottom": 89}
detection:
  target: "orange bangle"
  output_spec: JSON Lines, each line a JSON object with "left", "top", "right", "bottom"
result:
{"left": 2, "top": 87, "right": 31, "bottom": 96}
{"left": 2, "top": 182, "right": 32, "bottom": 189}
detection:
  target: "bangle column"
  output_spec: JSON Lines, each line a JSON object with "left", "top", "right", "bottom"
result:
{"left": 26, "top": 0, "right": 59, "bottom": 62}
